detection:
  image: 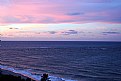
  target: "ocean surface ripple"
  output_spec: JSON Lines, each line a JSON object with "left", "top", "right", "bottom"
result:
{"left": 0, "top": 41, "right": 121, "bottom": 81}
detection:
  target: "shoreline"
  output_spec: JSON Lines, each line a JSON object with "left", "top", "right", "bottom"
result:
{"left": 0, "top": 68, "right": 37, "bottom": 81}
{"left": 0, "top": 66, "right": 67, "bottom": 81}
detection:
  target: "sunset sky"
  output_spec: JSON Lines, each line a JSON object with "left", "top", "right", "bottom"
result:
{"left": 0, "top": 0, "right": 121, "bottom": 41}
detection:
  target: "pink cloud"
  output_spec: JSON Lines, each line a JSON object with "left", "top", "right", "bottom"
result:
{"left": 0, "top": 0, "right": 121, "bottom": 24}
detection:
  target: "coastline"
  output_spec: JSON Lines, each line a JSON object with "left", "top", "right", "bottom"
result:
{"left": 0, "top": 65, "right": 68, "bottom": 81}
{"left": 0, "top": 68, "right": 37, "bottom": 81}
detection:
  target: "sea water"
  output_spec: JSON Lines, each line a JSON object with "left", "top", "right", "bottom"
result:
{"left": 0, "top": 41, "right": 121, "bottom": 81}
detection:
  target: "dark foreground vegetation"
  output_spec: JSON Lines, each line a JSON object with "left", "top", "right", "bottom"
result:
{"left": 0, "top": 69, "right": 51, "bottom": 81}
{"left": 0, "top": 69, "right": 35, "bottom": 81}
{"left": 0, "top": 74, "right": 36, "bottom": 81}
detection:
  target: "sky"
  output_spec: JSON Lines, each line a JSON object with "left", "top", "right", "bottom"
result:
{"left": 0, "top": 0, "right": 121, "bottom": 41}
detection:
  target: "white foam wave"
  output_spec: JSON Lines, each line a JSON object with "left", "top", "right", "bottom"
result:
{"left": 0, "top": 65, "right": 77, "bottom": 81}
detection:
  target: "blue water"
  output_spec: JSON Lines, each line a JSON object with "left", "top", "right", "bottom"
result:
{"left": 0, "top": 41, "right": 121, "bottom": 81}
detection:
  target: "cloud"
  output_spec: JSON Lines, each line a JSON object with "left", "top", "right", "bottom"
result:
{"left": 1, "top": 16, "right": 21, "bottom": 23}
{"left": 102, "top": 32, "right": 120, "bottom": 35}
{"left": 78, "top": 0, "right": 118, "bottom": 3}
{"left": 62, "top": 30, "right": 78, "bottom": 35}
{"left": 0, "top": 0, "right": 121, "bottom": 24}
{"left": 48, "top": 31, "right": 57, "bottom": 34}
{"left": 0, "top": 0, "right": 11, "bottom": 6}
{"left": 67, "top": 12, "right": 83, "bottom": 16}
{"left": 9, "top": 27, "right": 19, "bottom": 29}
{"left": 39, "top": 17, "right": 55, "bottom": 23}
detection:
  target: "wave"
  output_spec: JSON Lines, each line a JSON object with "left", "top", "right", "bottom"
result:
{"left": 0, "top": 65, "right": 77, "bottom": 81}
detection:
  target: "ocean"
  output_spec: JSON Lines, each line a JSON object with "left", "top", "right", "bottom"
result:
{"left": 0, "top": 41, "right": 121, "bottom": 81}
